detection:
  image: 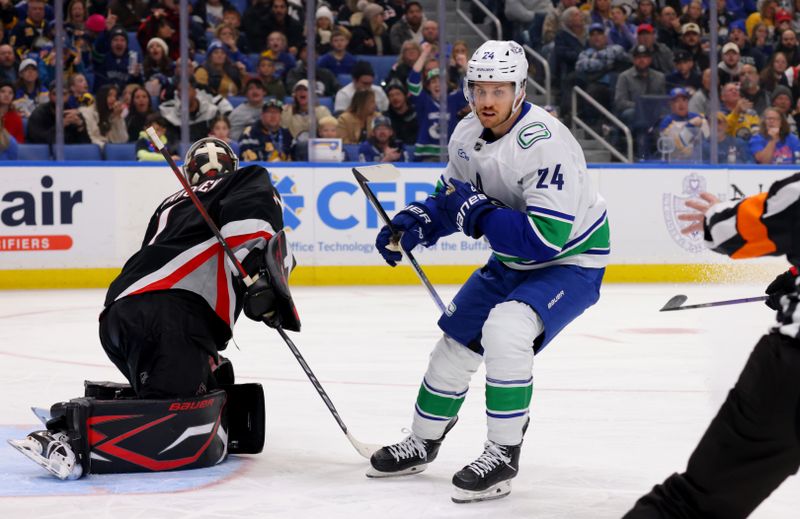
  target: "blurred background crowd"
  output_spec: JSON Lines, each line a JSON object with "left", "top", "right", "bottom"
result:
{"left": 1, "top": 0, "right": 798, "bottom": 164}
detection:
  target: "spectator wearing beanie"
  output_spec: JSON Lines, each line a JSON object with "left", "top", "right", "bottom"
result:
{"left": 667, "top": 49, "right": 702, "bottom": 93}
{"left": 771, "top": 85, "right": 796, "bottom": 134}
{"left": 93, "top": 25, "right": 142, "bottom": 92}
{"left": 334, "top": 60, "right": 390, "bottom": 114}
{"left": 142, "top": 37, "right": 174, "bottom": 84}
{"left": 316, "top": 5, "right": 335, "bottom": 55}
{"left": 194, "top": 40, "right": 242, "bottom": 96}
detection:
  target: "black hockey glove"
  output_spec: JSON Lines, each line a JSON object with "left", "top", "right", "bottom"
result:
{"left": 243, "top": 275, "right": 278, "bottom": 322}
{"left": 375, "top": 202, "right": 438, "bottom": 267}
{"left": 765, "top": 266, "right": 799, "bottom": 311}
{"left": 435, "top": 177, "right": 499, "bottom": 239}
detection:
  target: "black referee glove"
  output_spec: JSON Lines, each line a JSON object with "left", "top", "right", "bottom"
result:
{"left": 765, "top": 266, "right": 799, "bottom": 311}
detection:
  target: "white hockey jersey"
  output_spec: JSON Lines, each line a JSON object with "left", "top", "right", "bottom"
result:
{"left": 444, "top": 102, "right": 610, "bottom": 270}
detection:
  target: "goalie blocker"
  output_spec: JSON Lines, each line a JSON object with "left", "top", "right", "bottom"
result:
{"left": 37, "top": 381, "right": 265, "bottom": 477}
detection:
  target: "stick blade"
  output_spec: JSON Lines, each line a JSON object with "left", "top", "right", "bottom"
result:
{"left": 353, "top": 164, "right": 401, "bottom": 182}
{"left": 660, "top": 295, "right": 688, "bottom": 312}
{"left": 346, "top": 431, "right": 382, "bottom": 460}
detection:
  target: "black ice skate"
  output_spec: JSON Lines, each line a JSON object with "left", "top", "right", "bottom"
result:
{"left": 451, "top": 440, "right": 522, "bottom": 503}
{"left": 8, "top": 429, "right": 83, "bottom": 480}
{"left": 366, "top": 416, "right": 458, "bottom": 478}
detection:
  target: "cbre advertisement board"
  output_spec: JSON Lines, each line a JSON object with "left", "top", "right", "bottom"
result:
{"left": 0, "top": 163, "right": 790, "bottom": 286}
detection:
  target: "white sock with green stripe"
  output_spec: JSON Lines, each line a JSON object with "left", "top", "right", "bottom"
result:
{"left": 412, "top": 335, "right": 482, "bottom": 441}
{"left": 483, "top": 301, "right": 541, "bottom": 445}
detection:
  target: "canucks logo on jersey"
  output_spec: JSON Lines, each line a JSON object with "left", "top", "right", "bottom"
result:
{"left": 517, "top": 122, "right": 551, "bottom": 149}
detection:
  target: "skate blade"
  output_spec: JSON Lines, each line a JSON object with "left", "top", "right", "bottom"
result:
{"left": 7, "top": 439, "right": 73, "bottom": 480}
{"left": 366, "top": 463, "right": 428, "bottom": 478}
{"left": 451, "top": 480, "right": 512, "bottom": 504}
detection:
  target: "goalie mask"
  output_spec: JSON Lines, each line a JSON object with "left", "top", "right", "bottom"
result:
{"left": 183, "top": 137, "right": 239, "bottom": 185}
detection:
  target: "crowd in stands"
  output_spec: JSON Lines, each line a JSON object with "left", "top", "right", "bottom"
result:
{"left": 2, "top": 0, "right": 800, "bottom": 164}
{"left": 0, "top": 0, "right": 463, "bottom": 163}
{"left": 501, "top": 0, "right": 800, "bottom": 163}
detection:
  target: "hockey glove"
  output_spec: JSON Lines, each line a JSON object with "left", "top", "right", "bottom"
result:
{"left": 243, "top": 275, "right": 278, "bottom": 322}
{"left": 765, "top": 266, "right": 799, "bottom": 311}
{"left": 376, "top": 202, "right": 438, "bottom": 267}
{"left": 435, "top": 177, "right": 498, "bottom": 239}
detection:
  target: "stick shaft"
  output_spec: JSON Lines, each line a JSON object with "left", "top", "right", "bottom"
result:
{"left": 276, "top": 327, "right": 348, "bottom": 433}
{"left": 663, "top": 295, "right": 768, "bottom": 311}
{"left": 353, "top": 169, "right": 446, "bottom": 313}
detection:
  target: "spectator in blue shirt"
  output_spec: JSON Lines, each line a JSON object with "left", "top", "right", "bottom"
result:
{"left": 317, "top": 27, "right": 357, "bottom": 77}
{"left": 659, "top": 87, "right": 709, "bottom": 162}
{"left": 749, "top": 107, "right": 800, "bottom": 164}
{"left": 608, "top": 5, "right": 636, "bottom": 50}
{"left": 703, "top": 112, "right": 754, "bottom": 163}
{"left": 358, "top": 115, "right": 408, "bottom": 162}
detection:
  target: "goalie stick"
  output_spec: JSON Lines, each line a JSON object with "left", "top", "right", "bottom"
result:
{"left": 352, "top": 165, "right": 446, "bottom": 314}
{"left": 660, "top": 294, "right": 768, "bottom": 312}
{"left": 146, "top": 128, "right": 380, "bottom": 460}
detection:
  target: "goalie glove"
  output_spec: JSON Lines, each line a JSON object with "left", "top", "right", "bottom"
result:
{"left": 243, "top": 275, "right": 278, "bottom": 322}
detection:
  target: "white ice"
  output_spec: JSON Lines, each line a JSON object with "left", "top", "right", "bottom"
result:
{"left": 1, "top": 284, "right": 797, "bottom": 518}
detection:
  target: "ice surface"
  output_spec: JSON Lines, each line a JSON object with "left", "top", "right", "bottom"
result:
{"left": 0, "top": 284, "right": 796, "bottom": 518}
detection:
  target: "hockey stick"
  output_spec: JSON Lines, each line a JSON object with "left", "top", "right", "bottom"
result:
{"left": 352, "top": 166, "right": 447, "bottom": 314}
{"left": 660, "top": 294, "right": 768, "bottom": 311}
{"left": 146, "top": 128, "right": 381, "bottom": 459}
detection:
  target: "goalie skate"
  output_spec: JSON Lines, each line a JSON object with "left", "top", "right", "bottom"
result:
{"left": 366, "top": 417, "right": 457, "bottom": 478}
{"left": 8, "top": 430, "right": 83, "bottom": 480}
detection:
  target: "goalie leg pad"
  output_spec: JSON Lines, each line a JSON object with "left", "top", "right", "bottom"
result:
{"left": 222, "top": 383, "right": 266, "bottom": 454}
{"left": 48, "top": 389, "right": 229, "bottom": 475}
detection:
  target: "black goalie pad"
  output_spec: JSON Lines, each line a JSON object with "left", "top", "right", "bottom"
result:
{"left": 49, "top": 389, "right": 229, "bottom": 475}
{"left": 221, "top": 383, "right": 265, "bottom": 454}
{"left": 47, "top": 382, "right": 266, "bottom": 475}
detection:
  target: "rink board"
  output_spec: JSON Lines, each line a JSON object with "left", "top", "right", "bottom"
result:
{"left": 0, "top": 163, "right": 789, "bottom": 288}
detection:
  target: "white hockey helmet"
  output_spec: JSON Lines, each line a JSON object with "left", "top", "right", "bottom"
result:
{"left": 463, "top": 40, "right": 529, "bottom": 115}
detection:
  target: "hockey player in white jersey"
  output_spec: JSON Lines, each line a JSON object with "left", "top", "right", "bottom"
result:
{"left": 368, "top": 40, "right": 610, "bottom": 503}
